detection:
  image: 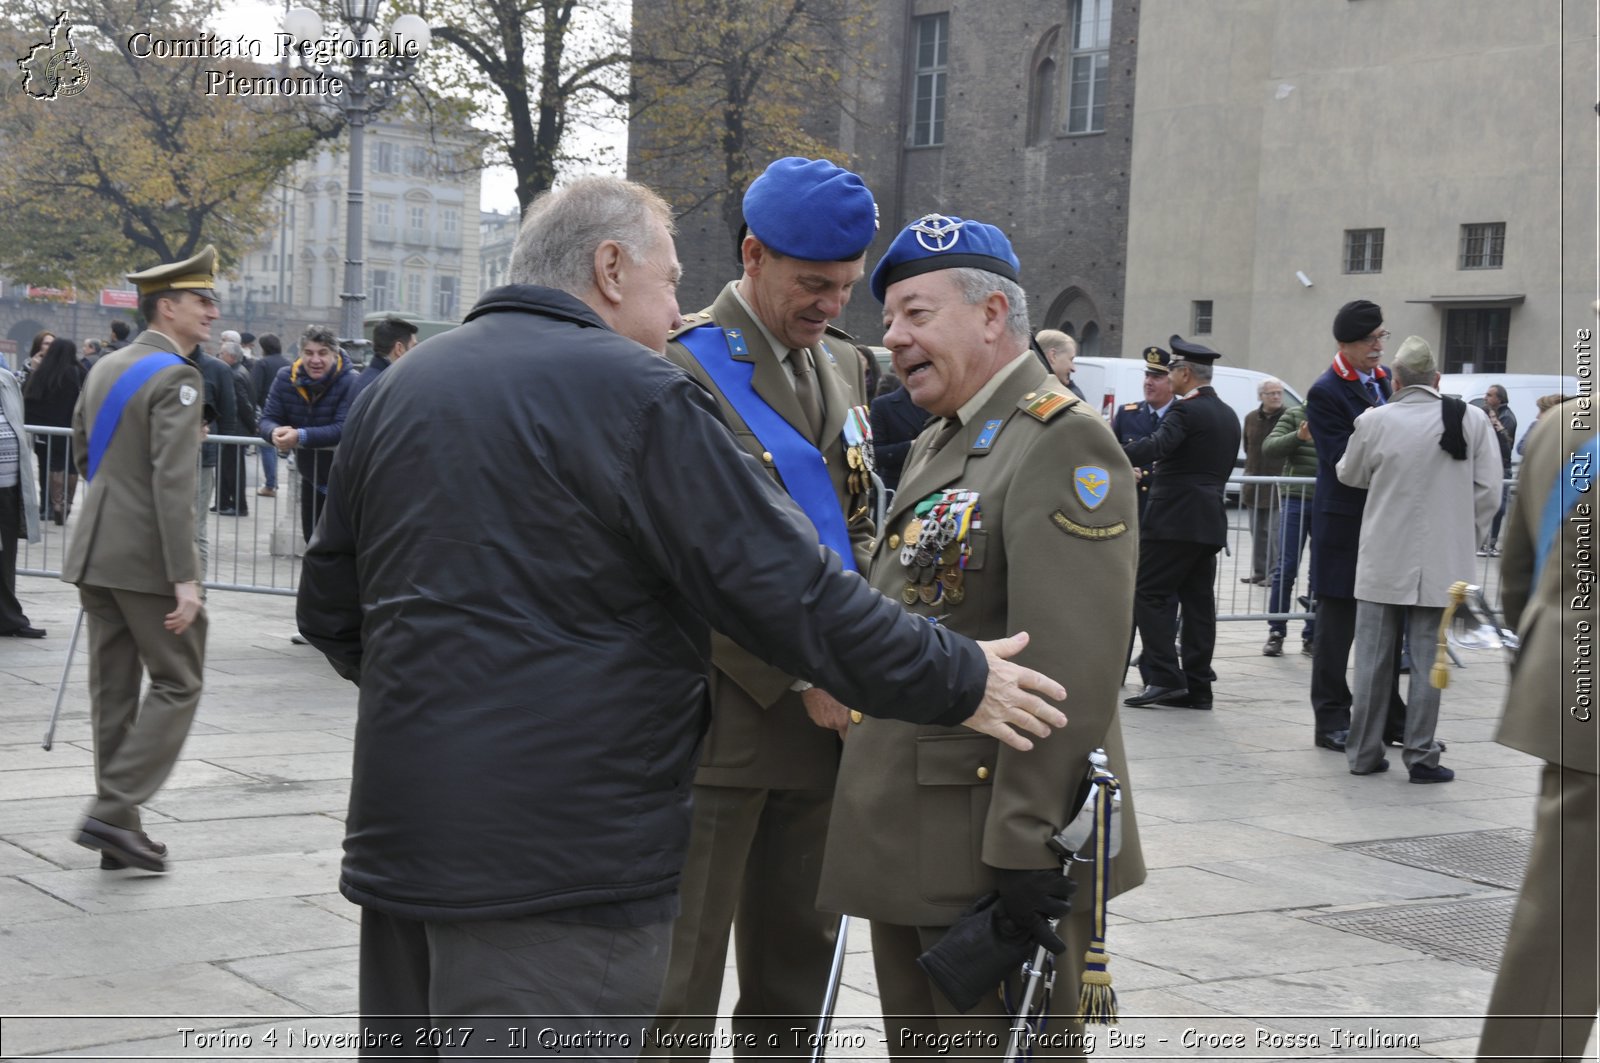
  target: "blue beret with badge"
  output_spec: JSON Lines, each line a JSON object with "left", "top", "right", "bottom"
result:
{"left": 743, "top": 157, "right": 879, "bottom": 263}
{"left": 1168, "top": 334, "right": 1222, "bottom": 365}
{"left": 869, "top": 213, "right": 1021, "bottom": 303}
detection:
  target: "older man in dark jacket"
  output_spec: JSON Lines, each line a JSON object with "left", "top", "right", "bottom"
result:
{"left": 295, "top": 176, "right": 1069, "bottom": 1051}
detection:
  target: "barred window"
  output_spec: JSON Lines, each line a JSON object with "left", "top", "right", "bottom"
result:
{"left": 1344, "top": 228, "right": 1384, "bottom": 273}
{"left": 1459, "top": 222, "right": 1505, "bottom": 270}
{"left": 1192, "top": 299, "right": 1213, "bottom": 335}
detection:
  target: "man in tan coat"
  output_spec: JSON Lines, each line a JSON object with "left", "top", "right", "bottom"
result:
{"left": 61, "top": 246, "right": 214, "bottom": 872}
{"left": 1477, "top": 394, "right": 1598, "bottom": 1061}
{"left": 818, "top": 214, "right": 1144, "bottom": 1058}
{"left": 1335, "top": 336, "right": 1500, "bottom": 782}
{"left": 651, "top": 157, "right": 881, "bottom": 1056}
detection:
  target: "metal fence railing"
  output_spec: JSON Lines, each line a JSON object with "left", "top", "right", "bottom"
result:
{"left": 17, "top": 425, "right": 306, "bottom": 596}
{"left": 16, "top": 425, "right": 1513, "bottom": 616}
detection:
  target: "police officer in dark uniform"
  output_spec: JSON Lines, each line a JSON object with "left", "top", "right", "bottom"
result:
{"left": 1122, "top": 336, "right": 1242, "bottom": 710}
{"left": 1110, "top": 345, "right": 1175, "bottom": 524}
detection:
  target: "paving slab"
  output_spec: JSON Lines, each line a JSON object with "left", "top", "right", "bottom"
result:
{"left": 1133, "top": 821, "right": 1328, "bottom": 868}
{"left": 1113, "top": 910, "right": 1431, "bottom": 982}
{"left": 9, "top": 813, "right": 345, "bottom": 870}
{"left": 146, "top": 778, "right": 352, "bottom": 821}
{"left": 0, "top": 758, "right": 251, "bottom": 802}
{"left": 222, "top": 945, "right": 360, "bottom": 1014}
{"left": 1190, "top": 849, "right": 1500, "bottom": 907}
{"left": 177, "top": 730, "right": 354, "bottom": 760}
{"left": 20, "top": 849, "right": 343, "bottom": 913}
{"left": 1236, "top": 804, "right": 1524, "bottom": 846}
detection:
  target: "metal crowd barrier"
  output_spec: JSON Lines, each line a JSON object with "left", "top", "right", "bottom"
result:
{"left": 17, "top": 425, "right": 306, "bottom": 597}
{"left": 16, "top": 425, "right": 1514, "bottom": 616}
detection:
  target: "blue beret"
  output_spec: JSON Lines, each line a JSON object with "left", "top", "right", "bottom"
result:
{"left": 1168, "top": 334, "right": 1222, "bottom": 363}
{"left": 743, "top": 157, "right": 878, "bottom": 262}
{"left": 869, "top": 214, "right": 1021, "bottom": 303}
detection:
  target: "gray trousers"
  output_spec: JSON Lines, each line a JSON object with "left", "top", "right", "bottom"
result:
{"left": 1347, "top": 601, "right": 1444, "bottom": 773}
{"left": 1247, "top": 505, "right": 1279, "bottom": 582}
{"left": 194, "top": 465, "right": 215, "bottom": 577}
{"left": 359, "top": 907, "right": 670, "bottom": 1059}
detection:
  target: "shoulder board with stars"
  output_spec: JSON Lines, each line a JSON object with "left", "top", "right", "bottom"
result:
{"left": 667, "top": 310, "right": 715, "bottom": 341}
{"left": 1018, "top": 387, "right": 1077, "bottom": 423}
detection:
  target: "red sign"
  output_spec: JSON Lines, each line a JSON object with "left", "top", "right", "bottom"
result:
{"left": 26, "top": 286, "right": 76, "bottom": 302}
{"left": 100, "top": 289, "right": 138, "bottom": 308}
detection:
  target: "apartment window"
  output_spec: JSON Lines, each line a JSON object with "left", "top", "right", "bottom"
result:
{"left": 405, "top": 271, "right": 424, "bottom": 313}
{"left": 1066, "top": 0, "right": 1111, "bottom": 134}
{"left": 408, "top": 205, "right": 427, "bottom": 233}
{"left": 1344, "top": 228, "right": 1384, "bottom": 273}
{"left": 1192, "top": 300, "right": 1213, "bottom": 335}
{"left": 441, "top": 207, "right": 459, "bottom": 235}
{"left": 376, "top": 142, "right": 398, "bottom": 174}
{"left": 1459, "top": 222, "right": 1505, "bottom": 270}
{"left": 370, "top": 269, "right": 391, "bottom": 311}
{"left": 911, "top": 13, "right": 948, "bottom": 147}
{"left": 374, "top": 201, "right": 392, "bottom": 227}
{"left": 405, "top": 147, "right": 430, "bottom": 177}
{"left": 434, "top": 275, "right": 458, "bottom": 319}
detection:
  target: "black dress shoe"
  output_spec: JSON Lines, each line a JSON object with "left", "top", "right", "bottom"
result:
{"left": 101, "top": 834, "right": 168, "bottom": 870}
{"left": 2, "top": 625, "right": 46, "bottom": 638}
{"left": 1350, "top": 758, "right": 1390, "bottom": 776}
{"left": 1314, "top": 730, "right": 1348, "bottom": 752}
{"left": 1124, "top": 685, "right": 1188, "bottom": 708}
{"left": 75, "top": 817, "right": 167, "bottom": 872}
{"left": 1155, "top": 691, "right": 1213, "bottom": 710}
{"left": 216, "top": 508, "right": 239, "bottom": 517}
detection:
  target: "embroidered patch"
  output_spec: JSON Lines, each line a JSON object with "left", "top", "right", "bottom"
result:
{"left": 724, "top": 328, "right": 748, "bottom": 356}
{"left": 1051, "top": 510, "right": 1127, "bottom": 541}
{"left": 972, "top": 418, "right": 1005, "bottom": 451}
{"left": 1021, "top": 390, "right": 1073, "bottom": 422}
{"left": 1074, "top": 466, "right": 1110, "bottom": 511}
{"left": 178, "top": 385, "right": 197, "bottom": 406}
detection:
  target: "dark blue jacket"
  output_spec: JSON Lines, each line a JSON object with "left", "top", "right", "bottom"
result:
{"left": 1112, "top": 399, "right": 1164, "bottom": 522}
{"left": 350, "top": 354, "right": 390, "bottom": 399}
{"left": 1122, "top": 387, "right": 1241, "bottom": 547}
{"left": 869, "top": 385, "right": 931, "bottom": 491}
{"left": 1305, "top": 360, "right": 1392, "bottom": 598}
{"left": 259, "top": 356, "right": 357, "bottom": 486}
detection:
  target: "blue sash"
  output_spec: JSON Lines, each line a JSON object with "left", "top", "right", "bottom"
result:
{"left": 1535, "top": 434, "right": 1598, "bottom": 583}
{"left": 87, "top": 352, "right": 184, "bottom": 481}
{"left": 679, "top": 325, "right": 855, "bottom": 572}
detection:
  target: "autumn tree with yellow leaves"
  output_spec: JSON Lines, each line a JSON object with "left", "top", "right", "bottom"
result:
{"left": 629, "top": 0, "right": 874, "bottom": 240}
{"left": 0, "top": 0, "right": 341, "bottom": 289}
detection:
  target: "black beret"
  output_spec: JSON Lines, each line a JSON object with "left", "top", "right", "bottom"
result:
{"left": 1333, "top": 299, "right": 1384, "bottom": 343}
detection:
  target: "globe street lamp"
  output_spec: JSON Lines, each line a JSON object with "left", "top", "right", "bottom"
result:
{"left": 282, "top": 1, "right": 430, "bottom": 353}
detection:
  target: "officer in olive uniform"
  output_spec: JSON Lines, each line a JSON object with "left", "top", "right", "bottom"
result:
{"left": 1477, "top": 396, "right": 1598, "bottom": 1061}
{"left": 817, "top": 214, "right": 1144, "bottom": 1059}
{"left": 1122, "top": 336, "right": 1242, "bottom": 710}
{"left": 61, "top": 246, "right": 216, "bottom": 873}
{"left": 1109, "top": 346, "right": 1174, "bottom": 524}
{"left": 651, "top": 158, "right": 880, "bottom": 1058}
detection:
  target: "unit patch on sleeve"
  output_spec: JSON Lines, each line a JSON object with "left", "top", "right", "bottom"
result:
{"left": 1051, "top": 509, "right": 1128, "bottom": 541}
{"left": 1074, "top": 465, "right": 1110, "bottom": 511}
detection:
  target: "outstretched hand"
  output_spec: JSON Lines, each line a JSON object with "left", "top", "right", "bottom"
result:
{"left": 962, "top": 632, "right": 1067, "bottom": 751}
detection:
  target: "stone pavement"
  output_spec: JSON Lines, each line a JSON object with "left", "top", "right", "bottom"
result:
{"left": 0, "top": 572, "right": 1586, "bottom": 1061}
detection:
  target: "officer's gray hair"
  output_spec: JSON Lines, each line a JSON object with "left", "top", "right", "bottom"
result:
{"left": 947, "top": 268, "right": 1031, "bottom": 342}
{"left": 508, "top": 177, "right": 676, "bottom": 294}
{"left": 218, "top": 340, "right": 244, "bottom": 361}
{"left": 1184, "top": 362, "right": 1214, "bottom": 383}
{"left": 1394, "top": 361, "right": 1433, "bottom": 388}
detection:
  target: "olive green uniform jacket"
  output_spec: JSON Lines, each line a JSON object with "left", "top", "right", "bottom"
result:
{"left": 818, "top": 362, "right": 1145, "bottom": 926}
{"left": 663, "top": 282, "right": 873, "bottom": 789}
{"left": 62, "top": 330, "right": 203, "bottom": 592}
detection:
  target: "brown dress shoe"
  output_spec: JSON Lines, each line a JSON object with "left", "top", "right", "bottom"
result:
{"left": 76, "top": 817, "right": 167, "bottom": 872}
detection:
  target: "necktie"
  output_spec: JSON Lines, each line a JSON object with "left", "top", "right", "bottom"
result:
{"left": 787, "top": 348, "right": 824, "bottom": 438}
{"left": 926, "top": 417, "right": 962, "bottom": 454}
{"left": 1365, "top": 379, "right": 1382, "bottom": 405}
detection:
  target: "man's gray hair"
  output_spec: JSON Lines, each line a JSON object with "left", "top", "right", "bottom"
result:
{"left": 1257, "top": 377, "right": 1282, "bottom": 398}
{"left": 218, "top": 340, "right": 244, "bottom": 361}
{"left": 948, "top": 268, "right": 1031, "bottom": 342}
{"left": 300, "top": 324, "right": 339, "bottom": 350}
{"left": 1186, "top": 362, "right": 1214, "bottom": 383}
{"left": 508, "top": 177, "right": 676, "bottom": 293}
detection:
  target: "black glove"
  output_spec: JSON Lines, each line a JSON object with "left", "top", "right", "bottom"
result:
{"left": 916, "top": 892, "right": 1030, "bottom": 1013}
{"left": 994, "top": 867, "right": 1076, "bottom": 955}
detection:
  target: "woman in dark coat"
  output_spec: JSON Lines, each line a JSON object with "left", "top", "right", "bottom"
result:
{"left": 22, "top": 338, "right": 83, "bottom": 524}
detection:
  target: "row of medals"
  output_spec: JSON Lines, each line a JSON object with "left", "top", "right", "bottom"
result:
{"left": 844, "top": 441, "right": 873, "bottom": 497}
{"left": 900, "top": 490, "right": 980, "bottom": 607}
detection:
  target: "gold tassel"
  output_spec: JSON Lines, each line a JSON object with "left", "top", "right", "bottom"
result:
{"left": 1431, "top": 581, "right": 1468, "bottom": 690}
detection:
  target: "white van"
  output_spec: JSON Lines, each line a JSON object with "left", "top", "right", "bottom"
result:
{"left": 1436, "top": 373, "right": 1578, "bottom": 466}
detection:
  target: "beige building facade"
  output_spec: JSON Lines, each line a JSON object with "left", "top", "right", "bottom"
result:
{"left": 1122, "top": 0, "right": 1594, "bottom": 391}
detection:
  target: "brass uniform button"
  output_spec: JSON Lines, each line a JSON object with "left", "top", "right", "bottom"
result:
{"left": 849, "top": 710, "right": 863, "bottom": 725}
{"left": 1023, "top": 392, "right": 1036, "bottom": 400}
{"left": 761, "top": 451, "right": 773, "bottom": 463}
{"left": 976, "top": 766, "right": 990, "bottom": 781}
{"left": 888, "top": 534, "right": 901, "bottom": 550}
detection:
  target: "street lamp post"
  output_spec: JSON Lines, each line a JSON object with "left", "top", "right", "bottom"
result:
{"left": 282, "top": 1, "right": 430, "bottom": 355}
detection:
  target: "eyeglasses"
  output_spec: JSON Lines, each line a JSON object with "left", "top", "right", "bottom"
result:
{"left": 1364, "top": 330, "right": 1391, "bottom": 346}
